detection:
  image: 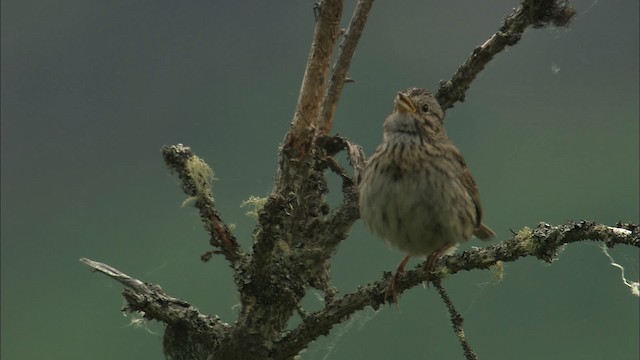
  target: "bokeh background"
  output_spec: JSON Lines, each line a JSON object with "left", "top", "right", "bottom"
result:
{"left": 2, "top": 1, "right": 638, "bottom": 359}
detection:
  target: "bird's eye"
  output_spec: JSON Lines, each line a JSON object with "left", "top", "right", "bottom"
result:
{"left": 421, "top": 104, "right": 430, "bottom": 113}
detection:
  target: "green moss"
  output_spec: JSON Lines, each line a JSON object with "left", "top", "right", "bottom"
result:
{"left": 241, "top": 196, "right": 268, "bottom": 219}
{"left": 514, "top": 226, "right": 536, "bottom": 252}
{"left": 185, "top": 155, "right": 215, "bottom": 197}
{"left": 490, "top": 260, "right": 504, "bottom": 283}
{"left": 275, "top": 240, "right": 291, "bottom": 256}
{"left": 433, "top": 264, "right": 451, "bottom": 278}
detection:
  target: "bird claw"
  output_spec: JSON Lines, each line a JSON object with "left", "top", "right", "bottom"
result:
{"left": 385, "top": 269, "right": 405, "bottom": 306}
{"left": 385, "top": 255, "right": 411, "bottom": 306}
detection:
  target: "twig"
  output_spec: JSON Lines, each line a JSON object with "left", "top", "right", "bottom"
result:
{"left": 436, "top": 0, "right": 576, "bottom": 110}
{"left": 161, "top": 144, "right": 244, "bottom": 267}
{"left": 432, "top": 277, "right": 477, "bottom": 360}
{"left": 80, "top": 258, "right": 150, "bottom": 292}
{"left": 318, "top": 0, "right": 374, "bottom": 136}
{"left": 80, "top": 258, "right": 226, "bottom": 327}
{"left": 80, "top": 258, "right": 230, "bottom": 358}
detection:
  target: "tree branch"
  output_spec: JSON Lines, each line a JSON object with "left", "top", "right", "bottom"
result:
{"left": 318, "top": 0, "right": 374, "bottom": 136}
{"left": 436, "top": 0, "right": 576, "bottom": 110}
{"left": 161, "top": 144, "right": 244, "bottom": 268}
{"left": 80, "top": 258, "right": 230, "bottom": 359}
{"left": 274, "top": 221, "right": 638, "bottom": 358}
{"left": 262, "top": 0, "right": 345, "bottom": 270}
{"left": 79, "top": 258, "right": 229, "bottom": 330}
{"left": 282, "top": 0, "right": 343, "bottom": 159}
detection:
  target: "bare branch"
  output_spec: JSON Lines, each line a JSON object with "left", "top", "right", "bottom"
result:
{"left": 318, "top": 0, "right": 374, "bottom": 136}
{"left": 436, "top": 0, "right": 576, "bottom": 110}
{"left": 80, "top": 258, "right": 231, "bottom": 359}
{"left": 161, "top": 144, "right": 244, "bottom": 267}
{"left": 284, "top": 0, "right": 343, "bottom": 158}
{"left": 272, "top": 282, "right": 383, "bottom": 360}
{"left": 80, "top": 258, "right": 150, "bottom": 292}
{"left": 274, "top": 221, "right": 639, "bottom": 357}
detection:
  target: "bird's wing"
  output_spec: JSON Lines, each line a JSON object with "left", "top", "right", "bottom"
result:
{"left": 449, "top": 145, "right": 495, "bottom": 240}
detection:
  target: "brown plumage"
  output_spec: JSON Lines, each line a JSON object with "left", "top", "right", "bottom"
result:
{"left": 358, "top": 88, "right": 494, "bottom": 301}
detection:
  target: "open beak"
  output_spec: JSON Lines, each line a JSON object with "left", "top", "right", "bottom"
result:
{"left": 394, "top": 92, "right": 417, "bottom": 113}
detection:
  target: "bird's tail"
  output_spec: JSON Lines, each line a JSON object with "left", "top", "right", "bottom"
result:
{"left": 474, "top": 223, "right": 495, "bottom": 240}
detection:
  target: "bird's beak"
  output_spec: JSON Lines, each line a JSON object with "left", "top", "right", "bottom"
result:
{"left": 394, "top": 92, "right": 417, "bottom": 113}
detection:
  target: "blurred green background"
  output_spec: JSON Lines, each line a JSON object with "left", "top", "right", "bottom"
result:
{"left": 2, "top": 1, "right": 638, "bottom": 359}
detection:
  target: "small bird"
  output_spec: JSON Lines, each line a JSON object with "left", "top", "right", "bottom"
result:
{"left": 358, "top": 88, "right": 494, "bottom": 301}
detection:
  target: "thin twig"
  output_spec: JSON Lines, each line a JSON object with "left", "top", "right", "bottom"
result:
{"left": 80, "top": 258, "right": 149, "bottom": 292}
{"left": 318, "top": 0, "right": 374, "bottom": 136}
{"left": 436, "top": 0, "right": 576, "bottom": 110}
{"left": 432, "top": 277, "right": 477, "bottom": 360}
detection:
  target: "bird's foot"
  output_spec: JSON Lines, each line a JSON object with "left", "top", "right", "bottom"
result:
{"left": 385, "top": 255, "right": 411, "bottom": 306}
{"left": 423, "top": 246, "right": 453, "bottom": 286}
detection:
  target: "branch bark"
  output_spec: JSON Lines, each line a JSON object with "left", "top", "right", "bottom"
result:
{"left": 436, "top": 0, "right": 576, "bottom": 110}
{"left": 318, "top": 0, "right": 374, "bottom": 136}
{"left": 280, "top": 0, "right": 342, "bottom": 163}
